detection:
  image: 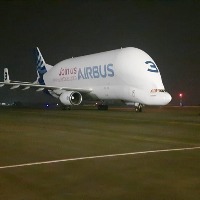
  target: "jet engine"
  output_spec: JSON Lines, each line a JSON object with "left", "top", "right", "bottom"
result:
{"left": 59, "top": 91, "right": 82, "bottom": 105}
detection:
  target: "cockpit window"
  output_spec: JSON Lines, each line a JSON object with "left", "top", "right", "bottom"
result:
{"left": 151, "top": 89, "right": 166, "bottom": 93}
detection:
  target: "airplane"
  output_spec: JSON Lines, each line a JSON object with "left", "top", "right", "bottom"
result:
{"left": 0, "top": 47, "right": 171, "bottom": 112}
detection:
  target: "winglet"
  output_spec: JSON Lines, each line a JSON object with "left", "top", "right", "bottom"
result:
{"left": 4, "top": 68, "right": 10, "bottom": 83}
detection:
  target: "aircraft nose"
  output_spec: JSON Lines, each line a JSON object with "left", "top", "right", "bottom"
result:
{"left": 147, "top": 92, "right": 172, "bottom": 106}
{"left": 163, "top": 92, "right": 172, "bottom": 105}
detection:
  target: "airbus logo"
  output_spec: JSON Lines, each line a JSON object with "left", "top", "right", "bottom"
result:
{"left": 78, "top": 64, "right": 114, "bottom": 80}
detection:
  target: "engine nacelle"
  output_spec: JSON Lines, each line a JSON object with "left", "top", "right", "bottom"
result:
{"left": 59, "top": 91, "right": 82, "bottom": 106}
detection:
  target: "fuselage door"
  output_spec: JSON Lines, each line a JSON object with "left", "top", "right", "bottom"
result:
{"left": 132, "top": 90, "right": 135, "bottom": 97}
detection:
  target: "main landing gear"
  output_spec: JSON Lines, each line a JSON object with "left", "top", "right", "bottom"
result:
{"left": 61, "top": 105, "right": 71, "bottom": 110}
{"left": 97, "top": 104, "right": 108, "bottom": 110}
{"left": 97, "top": 101, "right": 108, "bottom": 110}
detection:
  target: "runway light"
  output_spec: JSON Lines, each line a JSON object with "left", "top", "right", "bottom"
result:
{"left": 179, "top": 93, "right": 183, "bottom": 106}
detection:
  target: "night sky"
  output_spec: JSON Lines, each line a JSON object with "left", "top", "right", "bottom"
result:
{"left": 0, "top": 0, "right": 199, "bottom": 105}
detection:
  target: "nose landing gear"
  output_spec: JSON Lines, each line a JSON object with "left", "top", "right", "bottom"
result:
{"left": 135, "top": 103, "right": 143, "bottom": 112}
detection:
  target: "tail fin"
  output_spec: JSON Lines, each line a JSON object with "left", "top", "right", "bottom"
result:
{"left": 35, "top": 47, "right": 53, "bottom": 85}
{"left": 4, "top": 68, "right": 10, "bottom": 83}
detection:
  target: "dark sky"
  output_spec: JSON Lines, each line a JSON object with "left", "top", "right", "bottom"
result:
{"left": 0, "top": 0, "right": 200, "bottom": 105}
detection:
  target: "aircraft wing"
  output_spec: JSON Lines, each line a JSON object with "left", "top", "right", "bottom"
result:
{"left": 0, "top": 81, "right": 92, "bottom": 93}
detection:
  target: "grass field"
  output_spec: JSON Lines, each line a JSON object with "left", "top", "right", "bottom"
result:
{"left": 0, "top": 106, "right": 200, "bottom": 200}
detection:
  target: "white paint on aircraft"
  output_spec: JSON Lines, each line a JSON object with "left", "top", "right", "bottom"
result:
{"left": 0, "top": 47, "right": 172, "bottom": 110}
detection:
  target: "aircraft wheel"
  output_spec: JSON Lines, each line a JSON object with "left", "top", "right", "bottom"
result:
{"left": 135, "top": 104, "right": 142, "bottom": 112}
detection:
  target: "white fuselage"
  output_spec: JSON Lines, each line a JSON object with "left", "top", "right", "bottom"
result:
{"left": 43, "top": 47, "right": 171, "bottom": 106}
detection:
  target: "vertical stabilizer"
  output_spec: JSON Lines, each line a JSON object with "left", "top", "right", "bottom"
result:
{"left": 35, "top": 47, "right": 53, "bottom": 85}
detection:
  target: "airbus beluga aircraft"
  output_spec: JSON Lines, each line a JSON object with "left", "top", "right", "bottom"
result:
{"left": 0, "top": 47, "right": 171, "bottom": 111}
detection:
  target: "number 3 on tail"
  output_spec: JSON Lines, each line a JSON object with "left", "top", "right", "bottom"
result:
{"left": 4, "top": 72, "right": 8, "bottom": 80}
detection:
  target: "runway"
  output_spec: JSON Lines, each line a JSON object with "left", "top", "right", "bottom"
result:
{"left": 1, "top": 146, "right": 200, "bottom": 169}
